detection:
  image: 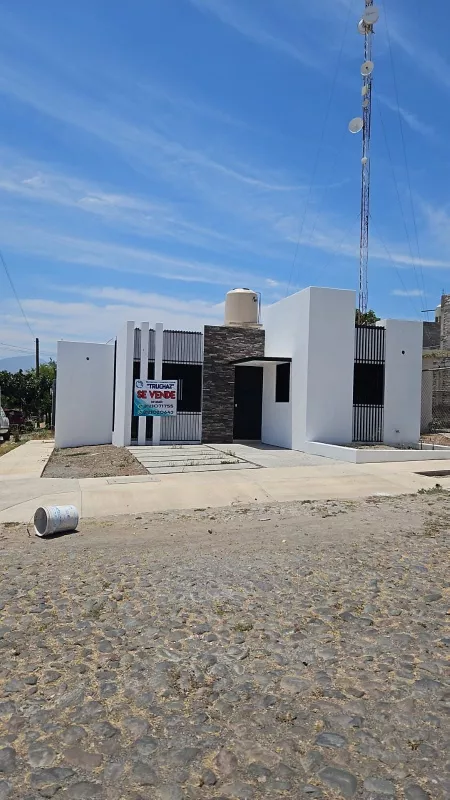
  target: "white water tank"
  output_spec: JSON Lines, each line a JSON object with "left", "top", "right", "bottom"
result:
{"left": 435, "top": 304, "right": 442, "bottom": 323}
{"left": 224, "top": 288, "right": 260, "bottom": 327}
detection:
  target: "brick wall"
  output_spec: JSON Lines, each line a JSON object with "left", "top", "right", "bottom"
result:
{"left": 202, "top": 326, "right": 265, "bottom": 443}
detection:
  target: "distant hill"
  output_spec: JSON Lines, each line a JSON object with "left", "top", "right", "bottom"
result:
{"left": 0, "top": 355, "right": 46, "bottom": 373}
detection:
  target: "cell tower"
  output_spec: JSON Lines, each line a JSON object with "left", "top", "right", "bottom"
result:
{"left": 348, "top": 2, "right": 380, "bottom": 316}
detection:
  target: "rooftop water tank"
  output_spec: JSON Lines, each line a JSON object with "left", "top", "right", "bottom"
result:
{"left": 436, "top": 305, "right": 442, "bottom": 323}
{"left": 224, "top": 288, "right": 261, "bottom": 327}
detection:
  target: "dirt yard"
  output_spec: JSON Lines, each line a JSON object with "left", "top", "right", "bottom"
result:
{"left": 0, "top": 491, "right": 448, "bottom": 799}
{"left": 43, "top": 445, "right": 148, "bottom": 479}
{"left": 420, "top": 433, "right": 450, "bottom": 446}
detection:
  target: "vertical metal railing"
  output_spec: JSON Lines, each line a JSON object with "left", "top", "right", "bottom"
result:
{"left": 132, "top": 329, "right": 203, "bottom": 443}
{"left": 353, "top": 325, "right": 385, "bottom": 442}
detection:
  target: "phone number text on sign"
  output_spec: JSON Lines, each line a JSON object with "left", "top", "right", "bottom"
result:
{"left": 133, "top": 380, "right": 178, "bottom": 417}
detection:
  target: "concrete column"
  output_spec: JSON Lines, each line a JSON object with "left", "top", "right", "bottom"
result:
{"left": 152, "top": 323, "right": 163, "bottom": 446}
{"left": 112, "top": 321, "right": 135, "bottom": 447}
{"left": 138, "top": 322, "right": 149, "bottom": 445}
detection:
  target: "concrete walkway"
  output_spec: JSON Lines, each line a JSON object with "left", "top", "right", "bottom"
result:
{"left": 127, "top": 442, "right": 327, "bottom": 474}
{"left": 0, "top": 440, "right": 55, "bottom": 478}
{"left": 128, "top": 444, "right": 257, "bottom": 474}
{"left": 0, "top": 456, "right": 449, "bottom": 523}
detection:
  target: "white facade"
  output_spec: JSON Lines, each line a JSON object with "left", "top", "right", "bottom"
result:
{"left": 55, "top": 341, "right": 114, "bottom": 449}
{"left": 54, "top": 286, "right": 425, "bottom": 461}
{"left": 262, "top": 287, "right": 355, "bottom": 450}
{"left": 381, "top": 318, "right": 423, "bottom": 445}
{"left": 261, "top": 362, "right": 292, "bottom": 449}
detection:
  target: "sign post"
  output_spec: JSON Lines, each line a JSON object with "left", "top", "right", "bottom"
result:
{"left": 134, "top": 379, "right": 178, "bottom": 420}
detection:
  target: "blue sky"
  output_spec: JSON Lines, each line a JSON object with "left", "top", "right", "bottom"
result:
{"left": 0, "top": 0, "right": 449, "bottom": 358}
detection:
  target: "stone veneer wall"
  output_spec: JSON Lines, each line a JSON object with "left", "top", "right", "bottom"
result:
{"left": 441, "top": 295, "right": 450, "bottom": 349}
{"left": 202, "top": 326, "right": 265, "bottom": 443}
{"left": 423, "top": 321, "right": 440, "bottom": 350}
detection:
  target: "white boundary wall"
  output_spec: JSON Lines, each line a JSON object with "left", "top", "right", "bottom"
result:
{"left": 306, "top": 441, "right": 450, "bottom": 463}
{"left": 380, "top": 319, "right": 423, "bottom": 445}
{"left": 55, "top": 341, "right": 114, "bottom": 448}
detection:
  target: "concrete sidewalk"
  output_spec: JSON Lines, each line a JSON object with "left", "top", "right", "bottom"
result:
{"left": 0, "top": 439, "right": 55, "bottom": 478}
{"left": 0, "top": 456, "right": 449, "bottom": 523}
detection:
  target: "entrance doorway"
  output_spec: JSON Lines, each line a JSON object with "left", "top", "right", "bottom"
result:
{"left": 233, "top": 366, "right": 263, "bottom": 440}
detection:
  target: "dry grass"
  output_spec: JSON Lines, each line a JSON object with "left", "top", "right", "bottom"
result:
{"left": 0, "top": 441, "right": 22, "bottom": 457}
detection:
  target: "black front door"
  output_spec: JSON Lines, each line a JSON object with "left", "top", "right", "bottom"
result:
{"left": 233, "top": 366, "right": 263, "bottom": 440}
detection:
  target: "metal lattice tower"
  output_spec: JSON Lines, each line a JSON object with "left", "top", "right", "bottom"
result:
{"left": 359, "top": 1, "right": 374, "bottom": 315}
{"left": 349, "top": 3, "right": 379, "bottom": 314}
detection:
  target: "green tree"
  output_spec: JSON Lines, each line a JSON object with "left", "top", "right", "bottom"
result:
{"left": 355, "top": 309, "right": 380, "bottom": 325}
{"left": 0, "top": 360, "right": 56, "bottom": 424}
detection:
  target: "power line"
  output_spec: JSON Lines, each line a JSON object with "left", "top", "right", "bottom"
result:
{"left": 312, "top": 211, "right": 362, "bottom": 289}
{"left": 0, "top": 250, "right": 35, "bottom": 340}
{"left": 384, "top": 0, "right": 428, "bottom": 315}
{"left": 370, "top": 214, "right": 421, "bottom": 316}
{"left": 286, "top": 0, "right": 354, "bottom": 294}
{"left": 0, "top": 340, "right": 54, "bottom": 357}
{"left": 0, "top": 341, "right": 35, "bottom": 353}
{"left": 375, "top": 99, "right": 424, "bottom": 303}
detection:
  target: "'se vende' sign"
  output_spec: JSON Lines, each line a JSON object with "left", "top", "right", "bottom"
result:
{"left": 133, "top": 380, "right": 178, "bottom": 417}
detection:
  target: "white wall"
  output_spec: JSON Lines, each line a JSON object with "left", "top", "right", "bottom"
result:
{"left": 263, "top": 287, "right": 355, "bottom": 450}
{"left": 381, "top": 319, "right": 423, "bottom": 444}
{"left": 263, "top": 292, "right": 303, "bottom": 357}
{"left": 55, "top": 341, "right": 114, "bottom": 448}
{"left": 304, "top": 287, "right": 355, "bottom": 445}
{"left": 262, "top": 289, "right": 310, "bottom": 449}
{"left": 261, "top": 363, "right": 292, "bottom": 448}
{"left": 112, "top": 321, "right": 135, "bottom": 448}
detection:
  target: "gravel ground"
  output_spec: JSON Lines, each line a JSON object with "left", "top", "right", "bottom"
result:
{"left": 0, "top": 492, "right": 449, "bottom": 800}
{"left": 43, "top": 446, "right": 147, "bottom": 479}
{"left": 420, "top": 434, "right": 450, "bottom": 447}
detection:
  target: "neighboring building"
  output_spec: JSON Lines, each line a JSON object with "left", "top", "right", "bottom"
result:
{"left": 422, "top": 296, "right": 450, "bottom": 433}
{"left": 55, "top": 286, "right": 423, "bottom": 453}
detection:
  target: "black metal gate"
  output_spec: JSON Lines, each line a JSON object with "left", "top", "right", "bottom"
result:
{"left": 353, "top": 325, "right": 385, "bottom": 442}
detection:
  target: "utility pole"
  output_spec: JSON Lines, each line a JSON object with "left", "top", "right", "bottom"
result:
{"left": 35, "top": 338, "right": 40, "bottom": 378}
{"left": 35, "top": 337, "right": 40, "bottom": 426}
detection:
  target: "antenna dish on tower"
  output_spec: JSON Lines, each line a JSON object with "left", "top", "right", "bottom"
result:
{"left": 363, "top": 6, "right": 380, "bottom": 25}
{"left": 349, "top": 117, "right": 364, "bottom": 134}
{"left": 357, "top": 19, "right": 368, "bottom": 35}
{"left": 361, "top": 60, "right": 374, "bottom": 76}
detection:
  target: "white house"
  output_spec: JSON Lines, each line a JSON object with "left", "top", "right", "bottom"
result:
{"left": 55, "top": 286, "right": 427, "bottom": 462}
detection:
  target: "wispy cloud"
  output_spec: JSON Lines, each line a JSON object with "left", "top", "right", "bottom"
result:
{"left": 0, "top": 220, "right": 260, "bottom": 286}
{"left": 57, "top": 284, "right": 224, "bottom": 318}
{"left": 377, "top": 93, "right": 437, "bottom": 140}
{"left": 0, "top": 156, "right": 240, "bottom": 251}
{"left": 382, "top": 4, "right": 450, "bottom": 95}
{"left": 0, "top": 290, "right": 225, "bottom": 356}
{"left": 391, "top": 288, "right": 424, "bottom": 297}
{"left": 0, "top": 63, "right": 299, "bottom": 195}
{"left": 188, "top": 0, "right": 319, "bottom": 68}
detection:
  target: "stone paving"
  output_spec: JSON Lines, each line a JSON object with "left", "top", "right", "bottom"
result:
{"left": 127, "top": 443, "right": 329, "bottom": 475}
{"left": 127, "top": 446, "right": 256, "bottom": 475}
{"left": 0, "top": 493, "right": 448, "bottom": 800}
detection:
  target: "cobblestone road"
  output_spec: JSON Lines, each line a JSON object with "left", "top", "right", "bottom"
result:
{"left": 0, "top": 493, "right": 448, "bottom": 799}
